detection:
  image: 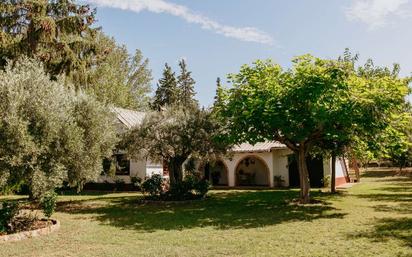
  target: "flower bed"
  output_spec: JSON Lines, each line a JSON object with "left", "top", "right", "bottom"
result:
{"left": 0, "top": 219, "right": 59, "bottom": 242}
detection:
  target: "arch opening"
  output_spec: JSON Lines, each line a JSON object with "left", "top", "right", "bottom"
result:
{"left": 199, "top": 160, "right": 228, "bottom": 186}
{"left": 235, "top": 156, "right": 270, "bottom": 187}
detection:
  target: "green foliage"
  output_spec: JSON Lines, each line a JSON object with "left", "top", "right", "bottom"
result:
{"left": 191, "top": 177, "right": 210, "bottom": 197}
{"left": 378, "top": 111, "right": 412, "bottom": 169}
{"left": 151, "top": 60, "right": 198, "bottom": 110}
{"left": 141, "top": 174, "right": 164, "bottom": 198}
{"left": 131, "top": 176, "right": 143, "bottom": 190}
{"left": 0, "top": 0, "right": 100, "bottom": 79}
{"left": 1, "top": 3, "right": 152, "bottom": 109}
{"left": 72, "top": 33, "right": 152, "bottom": 110}
{"left": 161, "top": 175, "right": 210, "bottom": 201}
{"left": 40, "top": 191, "right": 57, "bottom": 218}
{"left": 0, "top": 201, "right": 19, "bottom": 233}
{"left": 0, "top": 58, "right": 117, "bottom": 199}
{"left": 177, "top": 59, "right": 198, "bottom": 108}
{"left": 125, "top": 105, "right": 229, "bottom": 185}
{"left": 216, "top": 54, "right": 409, "bottom": 202}
{"left": 151, "top": 63, "right": 179, "bottom": 110}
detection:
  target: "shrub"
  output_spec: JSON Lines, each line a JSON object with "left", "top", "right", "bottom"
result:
{"left": 141, "top": 174, "right": 164, "bottom": 198}
{"left": 114, "top": 178, "right": 126, "bottom": 191}
{"left": 41, "top": 191, "right": 57, "bottom": 219}
{"left": 131, "top": 176, "right": 142, "bottom": 190}
{"left": 322, "top": 175, "right": 331, "bottom": 188}
{"left": 193, "top": 179, "right": 210, "bottom": 197}
{"left": 165, "top": 175, "right": 210, "bottom": 201}
{"left": 0, "top": 202, "right": 20, "bottom": 233}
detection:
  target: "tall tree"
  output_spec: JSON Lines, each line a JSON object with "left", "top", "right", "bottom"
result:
{"left": 0, "top": 0, "right": 101, "bottom": 81}
{"left": 216, "top": 55, "right": 408, "bottom": 203}
{"left": 73, "top": 33, "right": 152, "bottom": 110}
{"left": 177, "top": 59, "right": 197, "bottom": 107}
{"left": 0, "top": 58, "right": 117, "bottom": 199}
{"left": 151, "top": 63, "right": 178, "bottom": 110}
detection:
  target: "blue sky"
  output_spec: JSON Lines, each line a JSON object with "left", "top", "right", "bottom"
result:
{"left": 84, "top": 0, "right": 412, "bottom": 107}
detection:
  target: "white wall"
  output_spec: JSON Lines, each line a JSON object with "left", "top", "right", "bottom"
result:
{"left": 272, "top": 149, "right": 293, "bottom": 187}
{"left": 221, "top": 152, "right": 274, "bottom": 187}
{"left": 324, "top": 158, "right": 346, "bottom": 178}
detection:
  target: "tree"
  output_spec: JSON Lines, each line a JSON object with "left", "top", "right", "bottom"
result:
{"left": 124, "top": 106, "right": 228, "bottom": 186}
{"left": 0, "top": 0, "right": 100, "bottom": 81}
{"left": 215, "top": 55, "right": 409, "bottom": 203}
{"left": 177, "top": 59, "right": 197, "bottom": 107}
{"left": 75, "top": 33, "right": 152, "bottom": 110}
{"left": 377, "top": 110, "right": 412, "bottom": 172}
{"left": 151, "top": 63, "right": 179, "bottom": 110}
{"left": 0, "top": 58, "right": 117, "bottom": 199}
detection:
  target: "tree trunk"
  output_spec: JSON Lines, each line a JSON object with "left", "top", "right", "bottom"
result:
{"left": 331, "top": 153, "right": 336, "bottom": 193}
{"left": 168, "top": 158, "right": 185, "bottom": 186}
{"left": 297, "top": 146, "right": 310, "bottom": 204}
{"left": 350, "top": 154, "right": 360, "bottom": 183}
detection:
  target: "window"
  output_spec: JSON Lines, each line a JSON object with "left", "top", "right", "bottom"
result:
{"left": 115, "top": 154, "right": 130, "bottom": 175}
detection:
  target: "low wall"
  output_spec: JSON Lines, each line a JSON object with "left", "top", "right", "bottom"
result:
{"left": 0, "top": 219, "right": 60, "bottom": 243}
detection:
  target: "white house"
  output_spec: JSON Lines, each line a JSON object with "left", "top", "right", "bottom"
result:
{"left": 97, "top": 107, "right": 349, "bottom": 188}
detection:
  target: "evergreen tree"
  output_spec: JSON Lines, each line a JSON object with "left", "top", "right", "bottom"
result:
{"left": 213, "top": 77, "right": 223, "bottom": 106}
{"left": 177, "top": 59, "right": 197, "bottom": 107}
{"left": 151, "top": 63, "right": 178, "bottom": 110}
{"left": 0, "top": 0, "right": 102, "bottom": 82}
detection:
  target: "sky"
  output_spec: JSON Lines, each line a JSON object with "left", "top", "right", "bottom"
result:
{"left": 83, "top": 0, "right": 412, "bottom": 107}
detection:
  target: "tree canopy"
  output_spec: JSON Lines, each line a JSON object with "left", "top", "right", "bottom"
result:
{"left": 215, "top": 54, "right": 409, "bottom": 203}
{"left": 151, "top": 63, "right": 178, "bottom": 110}
{"left": 177, "top": 59, "right": 198, "bottom": 108}
{"left": 151, "top": 60, "right": 198, "bottom": 110}
{"left": 0, "top": 58, "right": 117, "bottom": 198}
{"left": 0, "top": 0, "right": 99, "bottom": 79}
{"left": 74, "top": 33, "right": 152, "bottom": 110}
{"left": 125, "top": 106, "right": 228, "bottom": 186}
{"left": 1, "top": 1, "right": 153, "bottom": 110}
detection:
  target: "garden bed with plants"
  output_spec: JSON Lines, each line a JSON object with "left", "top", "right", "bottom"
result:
{"left": 0, "top": 192, "right": 58, "bottom": 242}
{"left": 141, "top": 174, "right": 210, "bottom": 202}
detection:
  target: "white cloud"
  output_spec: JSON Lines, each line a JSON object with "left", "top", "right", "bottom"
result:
{"left": 346, "top": 0, "right": 410, "bottom": 28}
{"left": 85, "top": 0, "right": 275, "bottom": 45}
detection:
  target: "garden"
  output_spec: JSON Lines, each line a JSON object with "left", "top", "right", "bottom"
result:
{"left": 0, "top": 170, "right": 411, "bottom": 257}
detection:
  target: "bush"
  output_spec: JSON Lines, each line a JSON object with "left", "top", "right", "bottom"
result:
{"left": 322, "top": 175, "right": 331, "bottom": 188}
{"left": 164, "top": 175, "right": 210, "bottom": 201}
{"left": 141, "top": 174, "right": 164, "bottom": 198}
{"left": 131, "top": 176, "right": 142, "bottom": 190}
{"left": 0, "top": 202, "right": 20, "bottom": 233}
{"left": 41, "top": 191, "right": 57, "bottom": 219}
{"left": 193, "top": 179, "right": 210, "bottom": 197}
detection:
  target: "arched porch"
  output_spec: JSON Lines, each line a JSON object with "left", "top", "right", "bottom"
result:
{"left": 199, "top": 160, "right": 229, "bottom": 186}
{"left": 235, "top": 155, "right": 270, "bottom": 187}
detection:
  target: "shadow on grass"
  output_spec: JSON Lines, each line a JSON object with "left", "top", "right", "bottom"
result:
{"left": 57, "top": 190, "right": 346, "bottom": 232}
{"left": 349, "top": 218, "right": 412, "bottom": 247}
{"left": 350, "top": 170, "right": 412, "bottom": 247}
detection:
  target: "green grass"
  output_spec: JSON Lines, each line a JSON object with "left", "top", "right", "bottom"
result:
{"left": 1, "top": 170, "right": 411, "bottom": 257}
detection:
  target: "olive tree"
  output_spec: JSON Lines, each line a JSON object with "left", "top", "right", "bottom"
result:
{"left": 216, "top": 55, "right": 408, "bottom": 203}
{"left": 0, "top": 58, "right": 117, "bottom": 199}
{"left": 125, "top": 106, "right": 228, "bottom": 186}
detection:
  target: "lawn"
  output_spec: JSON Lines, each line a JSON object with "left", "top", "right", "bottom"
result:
{"left": 1, "top": 170, "right": 411, "bottom": 257}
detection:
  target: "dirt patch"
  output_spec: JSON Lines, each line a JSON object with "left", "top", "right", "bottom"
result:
{"left": 0, "top": 219, "right": 59, "bottom": 242}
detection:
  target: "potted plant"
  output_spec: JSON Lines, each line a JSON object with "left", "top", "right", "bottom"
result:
{"left": 273, "top": 175, "right": 285, "bottom": 188}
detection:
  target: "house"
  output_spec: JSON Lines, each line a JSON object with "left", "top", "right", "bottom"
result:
{"left": 97, "top": 107, "right": 348, "bottom": 188}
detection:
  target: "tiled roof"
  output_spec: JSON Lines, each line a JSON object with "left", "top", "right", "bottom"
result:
{"left": 112, "top": 107, "right": 145, "bottom": 129}
{"left": 232, "top": 141, "right": 286, "bottom": 153}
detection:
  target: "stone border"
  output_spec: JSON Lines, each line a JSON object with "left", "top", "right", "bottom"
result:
{"left": 0, "top": 219, "right": 60, "bottom": 243}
